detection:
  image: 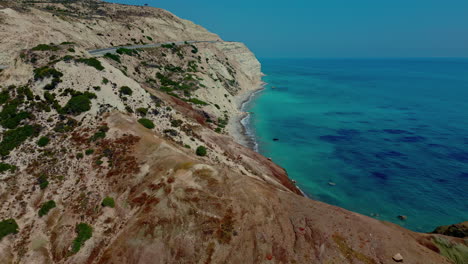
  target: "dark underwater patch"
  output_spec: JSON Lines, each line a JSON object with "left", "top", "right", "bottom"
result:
{"left": 372, "top": 172, "right": 388, "bottom": 181}
{"left": 319, "top": 135, "right": 349, "bottom": 142}
{"left": 448, "top": 152, "right": 468, "bottom": 163}
{"left": 375, "top": 151, "right": 406, "bottom": 159}
{"left": 383, "top": 129, "right": 413, "bottom": 134}
{"left": 336, "top": 129, "right": 360, "bottom": 136}
{"left": 398, "top": 136, "right": 426, "bottom": 142}
{"left": 324, "top": 111, "right": 363, "bottom": 116}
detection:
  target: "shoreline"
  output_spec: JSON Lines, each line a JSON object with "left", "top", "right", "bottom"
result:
{"left": 228, "top": 80, "right": 266, "bottom": 151}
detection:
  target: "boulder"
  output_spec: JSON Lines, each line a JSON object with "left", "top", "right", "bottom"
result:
{"left": 392, "top": 253, "right": 403, "bottom": 262}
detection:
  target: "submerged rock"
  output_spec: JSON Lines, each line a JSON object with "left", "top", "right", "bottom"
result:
{"left": 397, "top": 215, "right": 407, "bottom": 221}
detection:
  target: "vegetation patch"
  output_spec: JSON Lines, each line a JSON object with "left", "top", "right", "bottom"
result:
{"left": 0, "top": 125, "right": 38, "bottom": 156}
{"left": 0, "top": 162, "right": 17, "bottom": 173}
{"left": 196, "top": 146, "right": 207, "bottom": 156}
{"left": 31, "top": 44, "right": 60, "bottom": 51}
{"left": 138, "top": 118, "right": 155, "bottom": 129}
{"left": 186, "top": 98, "right": 208, "bottom": 106}
{"left": 85, "top": 149, "right": 94, "bottom": 155}
{"left": 37, "top": 174, "right": 49, "bottom": 190}
{"left": 71, "top": 223, "right": 92, "bottom": 254}
{"left": 432, "top": 236, "right": 468, "bottom": 264}
{"left": 90, "top": 126, "right": 109, "bottom": 141}
{"left": 75, "top": 58, "right": 104, "bottom": 71}
{"left": 116, "top": 48, "right": 138, "bottom": 56}
{"left": 136, "top": 107, "right": 148, "bottom": 116}
{"left": 61, "top": 92, "right": 96, "bottom": 115}
{"left": 38, "top": 200, "right": 56, "bottom": 217}
{"left": 101, "top": 197, "right": 115, "bottom": 208}
{"left": 37, "top": 136, "right": 50, "bottom": 147}
{"left": 104, "top": 53, "right": 121, "bottom": 63}
{"left": 0, "top": 100, "right": 30, "bottom": 129}
{"left": 33, "top": 66, "right": 63, "bottom": 80}
{"left": 119, "top": 86, "right": 133, "bottom": 96}
{"left": 0, "top": 219, "right": 19, "bottom": 240}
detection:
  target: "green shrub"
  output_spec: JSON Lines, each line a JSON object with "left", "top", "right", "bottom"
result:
{"left": 0, "top": 90, "right": 10, "bottom": 105}
{"left": 136, "top": 107, "right": 148, "bottom": 116}
{"left": 76, "top": 152, "right": 84, "bottom": 159}
{"left": 116, "top": 48, "right": 138, "bottom": 56}
{"left": 75, "top": 58, "right": 104, "bottom": 71}
{"left": 104, "top": 53, "right": 121, "bottom": 63}
{"left": 102, "top": 78, "right": 109, "bottom": 85}
{"left": 146, "top": 36, "right": 153, "bottom": 41}
{"left": 138, "top": 118, "right": 154, "bottom": 129}
{"left": 0, "top": 100, "right": 30, "bottom": 129}
{"left": 37, "top": 174, "right": 49, "bottom": 190}
{"left": 0, "top": 163, "right": 17, "bottom": 173}
{"left": 119, "top": 86, "right": 133, "bottom": 96}
{"left": 62, "top": 95, "right": 91, "bottom": 115}
{"left": 90, "top": 126, "right": 108, "bottom": 141}
{"left": 196, "top": 146, "right": 207, "bottom": 156}
{"left": 0, "top": 219, "right": 19, "bottom": 240}
{"left": 31, "top": 44, "right": 59, "bottom": 51}
{"left": 171, "top": 119, "right": 183, "bottom": 127}
{"left": 37, "top": 136, "right": 50, "bottom": 147}
{"left": 0, "top": 125, "right": 37, "bottom": 156}
{"left": 101, "top": 197, "right": 115, "bottom": 208}
{"left": 68, "top": 48, "right": 75, "bottom": 53}
{"left": 187, "top": 98, "right": 208, "bottom": 105}
{"left": 33, "top": 66, "right": 63, "bottom": 80}
{"left": 38, "top": 200, "right": 56, "bottom": 217}
{"left": 85, "top": 149, "right": 94, "bottom": 155}
{"left": 71, "top": 223, "right": 92, "bottom": 254}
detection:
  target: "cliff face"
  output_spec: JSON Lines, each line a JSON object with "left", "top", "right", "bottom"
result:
{"left": 0, "top": 1, "right": 466, "bottom": 264}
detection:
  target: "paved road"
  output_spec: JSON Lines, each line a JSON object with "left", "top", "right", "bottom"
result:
{"left": 0, "top": 40, "right": 225, "bottom": 69}
{"left": 88, "top": 40, "right": 221, "bottom": 57}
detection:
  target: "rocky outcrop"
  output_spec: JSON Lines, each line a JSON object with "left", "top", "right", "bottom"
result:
{"left": 432, "top": 221, "right": 468, "bottom": 238}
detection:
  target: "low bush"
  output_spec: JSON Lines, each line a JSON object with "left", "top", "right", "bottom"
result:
{"left": 101, "top": 197, "right": 115, "bottom": 208}
{"left": 119, "top": 86, "right": 133, "bottom": 96}
{"left": 31, "top": 44, "right": 59, "bottom": 51}
{"left": 90, "top": 126, "right": 109, "bottom": 141}
{"left": 61, "top": 95, "right": 91, "bottom": 115}
{"left": 37, "top": 174, "right": 49, "bottom": 190}
{"left": 102, "top": 78, "right": 109, "bottom": 85}
{"left": 136, "top": 107, "right": 148, "bottom": 116}
{"left": 0, "top": 100, "right": 30, "bottom": 129}
{"left": 171, "top": 119, "right": 183, "bottom": 127}
{"left": 33, "top": 66, "right": 63, "bottom": 81}
{"left": 71, "top": 223, "right": 92, "bottom": 254}
{"left": 38, "top": 200, "right": 56, "bottom": 217}
{"left": 196, "top": 146, "right": 207, "bottom": 156}
{"left": 104, "top": 53, "right": 121, "bottom": 63}
{"left": 138, "top": 118, "right": 155, "bottom": 129}
{"left": 37, "top": 136, "right": 50, "bottom": 147}
{"left": 0, "top": 163, "right": 17, "bottom": 173}
{"left": 0, "top": 125, "right": 38, "bottom": 156}
{"left": 85, "top": 149, "right": 94, "bottom": 155}
{"left": 0, "top": 219, "right": 19, "bottom": 240}
{"left": 75, "top": 58, "right": 104, "bottom": 71}
{"left": 116, "top": 48, "right": 138, "bottom": 56}
{"left": 187, "top": 98, "right": 208, "bottom": 106}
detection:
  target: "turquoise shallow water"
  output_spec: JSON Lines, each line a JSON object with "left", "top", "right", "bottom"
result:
{"left": 245, "top": 58, "right": 468, "bottom": 232}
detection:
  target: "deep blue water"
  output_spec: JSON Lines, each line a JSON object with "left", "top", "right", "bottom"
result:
{"left": 245, "top": 58, "right": 468, "bottom": 232}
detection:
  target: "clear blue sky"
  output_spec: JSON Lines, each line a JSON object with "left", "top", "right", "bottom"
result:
{"left": 107, "top": 0, "right": 468, "bottom": 58}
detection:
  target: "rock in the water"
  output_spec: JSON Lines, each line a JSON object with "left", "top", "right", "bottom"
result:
{"left": 273, "top": 138, "right": 279, "bottom": 141}
{"left": 328, "top": 182, "right": 336, "bottom": 186}
{"left": 397, "top": 215, "right": 407, "bottom": 221}
{"left": 392, "top": 253, "right": 403, "bottom": 262}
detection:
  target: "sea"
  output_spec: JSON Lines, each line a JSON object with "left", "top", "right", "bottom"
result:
{"left": 243, "top": 58, "right": 468, "bottom": 232}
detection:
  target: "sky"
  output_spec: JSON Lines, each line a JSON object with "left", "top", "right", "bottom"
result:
{"left": 107, "top": 0, "right": 468, "bottom": 58}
